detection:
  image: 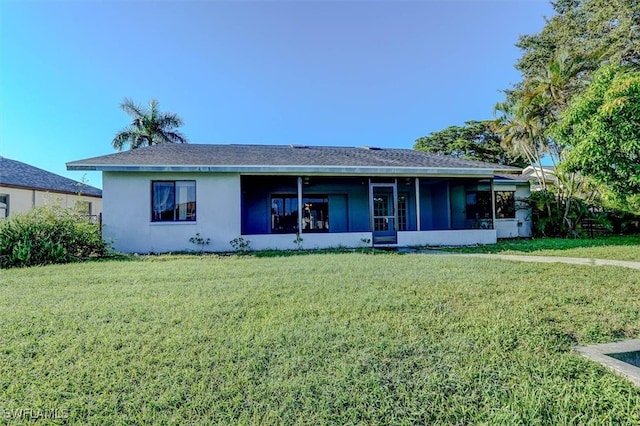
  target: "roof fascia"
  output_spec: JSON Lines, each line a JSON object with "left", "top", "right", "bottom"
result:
{"left": 67, "top": 164, "right": 497, "bottom": 177}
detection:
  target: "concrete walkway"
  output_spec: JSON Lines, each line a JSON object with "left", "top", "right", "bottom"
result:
{"left": 454, "top": 253, "right": 640, "bottom": 270}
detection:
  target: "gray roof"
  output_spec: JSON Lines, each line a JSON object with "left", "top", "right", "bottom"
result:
{"left": 494, "top": 174, "right": 532, "bottom": 184}
{"left": 1, "top": 157, "right": 102, "bottom": 197}
{"left": 67, "top": 144, "right": 521, "bottom": 176}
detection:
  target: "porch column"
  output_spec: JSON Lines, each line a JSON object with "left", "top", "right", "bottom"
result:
{"left": 368, "top": 178, "right": 374, "bottom": 231}
{"left": 415, "top": 177, "right": 421, "bottom": 231}
{"left": 297, "top": 177, "right": 303, "bottom": 233}
{"left": 490, "top": 178, "right": 496, "bottom": 229}
{"left": 393, "top": 179, "right": 399, "bottom": 231}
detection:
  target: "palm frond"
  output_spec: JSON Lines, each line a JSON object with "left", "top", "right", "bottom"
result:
{"left": 120, "top": 98, "right": 146, "bottom": 120}
{"left": 112, "top": 128, "right": 139, "bottom": 151}
{"left": 114, "top": 98, "right": 188, "bottom": 150}
{"left": 163, "top": 130, "right": 188, "bottom": 144}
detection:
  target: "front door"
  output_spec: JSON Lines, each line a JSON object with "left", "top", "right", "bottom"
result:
{"left": 370, "top": 184, "right": 398, "bottom": 244}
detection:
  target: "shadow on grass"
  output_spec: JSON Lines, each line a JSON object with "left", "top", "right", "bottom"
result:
{"left": 92, "top": 247, "right": 400, "bottom": 262}
{"left": 443, "top": 235, "right": 640, "bottom": 254}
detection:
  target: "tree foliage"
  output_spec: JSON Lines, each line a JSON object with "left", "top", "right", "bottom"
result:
{"left": 555, "top": 65, "right": 640, "bottom": 202}
{"left": 516, "top": 0, "right": 640, "bottom": 82}
{"left": 492, "top": 0, "right": 640, "bottom": 234}
{"left": 414, "top": 120, "right": 527, "bottom": 167}
{"left": 112, "top": 98, "right": 188, "bottom": 151}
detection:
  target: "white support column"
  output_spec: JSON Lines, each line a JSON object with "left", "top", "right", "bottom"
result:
{"left": 297, "top": 177, "right": 303, "bottom": 233}
{"left": 368, "top": 178, "right": 374, "bottom": 231}
{"left": 490, "top": 178, "right": 496, "bottom": 230}
{"left": 415, "top": 177, "right": 421, "bottom": 231}
{"left": 393, "top": 179, "right": 399, "bottom": 231}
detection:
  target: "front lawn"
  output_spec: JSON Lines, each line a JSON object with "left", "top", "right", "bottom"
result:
{"left": 2, "top": 253, "right": 640, "bottom": 424}
{"left": 443, "top": 235, "right": 640, "bottom": 261}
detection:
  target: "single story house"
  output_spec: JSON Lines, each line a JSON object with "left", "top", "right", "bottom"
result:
{"left": 0, "top": 156, "right": 102, "bottom": 219}
{"left": 66, "top": 144, "right": 531, "bottom": 253}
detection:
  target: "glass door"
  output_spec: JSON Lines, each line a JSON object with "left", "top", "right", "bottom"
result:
{"left": 370, "top": 183, "right": 398, "bottom": 244}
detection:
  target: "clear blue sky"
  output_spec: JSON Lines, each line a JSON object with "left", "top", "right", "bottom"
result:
{"left": 0, "top": 0, "right": 553, "bottom": 189}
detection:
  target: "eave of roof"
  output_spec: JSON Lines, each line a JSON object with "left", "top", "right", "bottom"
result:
{"left": 67, "top": 163, "right": 497, "bottom": 177}
{"left": 66, "top": 144, "right": 522, "bottom": 176}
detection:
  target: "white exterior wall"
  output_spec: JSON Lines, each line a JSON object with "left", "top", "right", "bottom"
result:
{"left": 398, "top": 229, "right": 497, "bottom": 247}
{"left": 246, "top": 232, "right": 373, "bottom": 251}
{"left": 0, "top": 185, "right": 102, "bottom": 218}
{"left": 494, "top": 183, "right": 532, "bottom": 239}
{"left": 101, "top": 172, "right": 532, "bottom": 253}
{"left": 102, "top": 172, "right": 240, "bottom": 253}
{"left": 495, "top": 219, "right": 519, "bottom": 238}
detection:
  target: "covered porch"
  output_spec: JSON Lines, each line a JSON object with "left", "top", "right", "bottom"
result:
{"left": 241, "top": 175, "right": 497, "bottom": 249}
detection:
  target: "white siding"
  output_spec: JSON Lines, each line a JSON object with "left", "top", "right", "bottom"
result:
{"left": 494, "top": 182, "right": 532, "bottom": 238}
{"left": 102, "top": 172, "right": 241, "bottom": 253}
{"left": 398, "top": 229, "right": 497, "bottom": 246}
{"left": 246, "top": 232, "right": 373, "bottom": 251}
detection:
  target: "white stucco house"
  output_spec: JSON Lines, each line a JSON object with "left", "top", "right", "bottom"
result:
{"left": 0, "top": 156, "right": 102, "bottom": 219}
{"left": 66, "top": 144, "right": 531, "bottom": 253}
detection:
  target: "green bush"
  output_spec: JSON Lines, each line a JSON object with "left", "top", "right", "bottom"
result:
{"left": 0, "top": 205, "right": 109, "bottom": 268}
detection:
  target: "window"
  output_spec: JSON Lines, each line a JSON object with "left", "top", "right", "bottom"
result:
{"left": 398, "top": 194, "right": 407, "bottom": 231}
{"left": 76, "top": 200, "right": 92, "bottom": 216}
{"left": 495, "top": 191, "right": 516, "bottom": 219}
{"left": 271, "top": 195, "right": 298, "bottom": 233}
{"left": 303, "top": 196, "right": 329, "bottom": 232}
{"left": 271, "top": 195, "right": 329, "bottom": 233}
{"left": 0, "top": 194, "right": 8, "bottom": 218}
{"left": 152, "top": 181, "right": 196, "bottom": 222}
{"left": 465, "top": 191, "right": 492, "bottom": 220}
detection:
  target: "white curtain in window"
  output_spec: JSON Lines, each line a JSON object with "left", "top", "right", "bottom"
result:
{"left": 175, "top": 181, "right": 195, "bottom": 220}
{"left": 153, "top": 182, "right": 174, "bottom": 219}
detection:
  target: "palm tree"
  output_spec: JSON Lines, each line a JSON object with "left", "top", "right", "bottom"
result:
{"left": 112, "top": 98, "right": 188, "bottom": 151}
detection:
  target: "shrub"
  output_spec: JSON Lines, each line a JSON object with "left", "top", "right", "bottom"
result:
{"left": 188, "top": 233, "right": 211, "bottom": 254}
{"left": 229, "top": 237, "right": 252, "bottom": 253}
{"left": 0, "top": 205, "right": 109, "bottom": 268}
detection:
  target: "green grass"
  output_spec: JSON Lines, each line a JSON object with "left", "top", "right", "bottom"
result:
{"left": 2, "top": 253, "right": 640, "bottom": 424}
{"left": 442, "top": 235, "right": 640, "bottom": 261}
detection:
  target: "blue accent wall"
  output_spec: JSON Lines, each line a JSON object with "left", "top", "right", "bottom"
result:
{"left": 241, "top": 176, "right": 370, "bottom": 234}
{"left": 420, "top": 180, "right": 450, "bottom": 230}
{"left": 241, "top": 176, "right": 493, "bottom": 235}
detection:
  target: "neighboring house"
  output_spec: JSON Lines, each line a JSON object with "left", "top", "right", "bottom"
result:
{"left": 0, "top": 156, "right": 102, "bottom": 219}
{"left": 522, "top": 165, "right": 557, "bottom": 191}
{"left": 66, "top": 144, "right": 531, "bottom": 253}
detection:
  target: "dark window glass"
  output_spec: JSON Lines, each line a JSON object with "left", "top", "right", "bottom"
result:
{"left": 465, "top": 191, "right": 492, "bottom": 220}
{"left": 303, "top": 197, "right": 329, "bottom": 232}
{"left": 271, "top": 195, "right": 330, "bottom": 233}
{"left": 495, "top": 191, "right": 516, "bottom": 219}
{"left": 152, "top": 181, "right": 196, "bottom": 222}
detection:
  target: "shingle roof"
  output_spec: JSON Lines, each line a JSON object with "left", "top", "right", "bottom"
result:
{"left": 494, "top": 173, "right": 533, "bottom": 183}
{"left": 67, "top": 144, "right": 521, "bottom": 175}
{"left": 1, "top": 157, "right": 102, "bottom": 197}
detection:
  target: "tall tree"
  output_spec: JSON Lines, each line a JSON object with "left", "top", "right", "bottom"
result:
{"left": 112, "top": 98, "right": 188, "bottom": 151}
{"left": 414, "top": 120, "right": 527, "bottom": 167}
{"left": 555, "top": 65, "right": 640, "bottom": 203}
{"left": 516, "top": 0, "right": 640, "bottom": 82}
